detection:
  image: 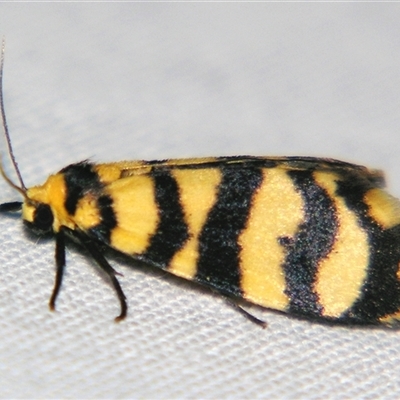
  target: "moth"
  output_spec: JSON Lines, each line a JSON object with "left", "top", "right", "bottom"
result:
{"left": 2, "top": 46, "right": 400, "bottom": 327}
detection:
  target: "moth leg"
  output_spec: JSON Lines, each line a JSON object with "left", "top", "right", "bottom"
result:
{"left": 67, "top": 228, "right": 127, "bottom": 322}
{"left": 49, "top": 230, "right": 66, "bottom": 311}
{"left": 0, "top": 201, "right": 22, "bottom": 212}
{"left": 226, "top": 298, "right": 267, "bottom": 328}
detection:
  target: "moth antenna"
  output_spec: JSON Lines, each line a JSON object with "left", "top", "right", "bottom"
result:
{"left": 0, "top": 38, "right": 27, "bottom": 192}
{"left": 0, "top": 155, "right": 27, "bottom": 198}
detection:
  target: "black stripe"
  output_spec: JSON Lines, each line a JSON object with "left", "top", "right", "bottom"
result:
{"left": 173, "top": 158, "right": 278, "bottom": 170}
{"left": 336, "top": 176, "right": 400, "bottom": 324}
{"left": 144, "top": 159, "right": 168, "bottom": 165}
{"left": 141, "top": 169, "right": 189, "bottom": 269}
{"left": 195, "top": 166, "right": 263, "bottom": 297}
{"left": 88, "top": 195, "right": 118, "bottom": 244}
{"left": 282, "top": 170, "right": 338, "bottom": 318}
{"left": 142, "top": 156, "right": 365, "bottom": 172}
{"left": 61, "top": 161, "right": 117, "bottom": 244}
{"left": 61, "top": 161, "right": 103, "bottom": 215}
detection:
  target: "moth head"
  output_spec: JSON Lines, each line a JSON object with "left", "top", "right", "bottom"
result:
{"left": 0, "top": 172, "right": 56, "bottom": 235}
{"left": 21, "top": 173, "right": 70, "bottom": 234}
{"left": 0, "top": 164, "right": 66, "bottom": 235}
{"left": 22, "top": 200, "right": 54, "bottom": 234}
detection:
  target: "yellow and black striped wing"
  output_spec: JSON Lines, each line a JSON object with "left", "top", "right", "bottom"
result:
{"left": 88, "top": 157, "right": 400, "bottom": 325}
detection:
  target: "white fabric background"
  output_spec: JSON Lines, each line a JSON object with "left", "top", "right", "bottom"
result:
{"left": 0, "top": 4, "right": 400, "bottom": 399}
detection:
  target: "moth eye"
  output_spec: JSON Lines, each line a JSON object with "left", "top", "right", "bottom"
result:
{"left": 33, "top": 203, "right": 54, "bottom": 232}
